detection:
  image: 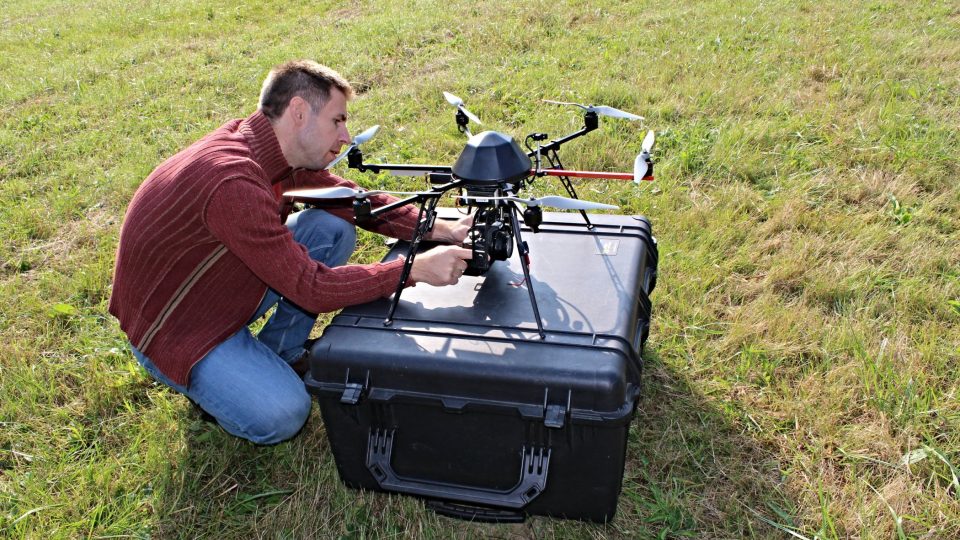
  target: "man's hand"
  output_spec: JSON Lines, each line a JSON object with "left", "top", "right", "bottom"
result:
{"left": 426, "top": 213, "right": 473, "bottom": 245}
{"left": 409, "top": 245, "right": 473, "bottom": 286}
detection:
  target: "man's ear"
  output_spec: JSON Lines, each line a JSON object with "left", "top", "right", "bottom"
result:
{"left": 287, "top": 96, "right": 311, "bottom": 127}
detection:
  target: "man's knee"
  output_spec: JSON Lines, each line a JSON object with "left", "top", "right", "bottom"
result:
{"left": 326, "top": 212, "right": 357, "bottom": 251}
{"left": 238, "top": 389, "right": 312, "bottom": 445}
{"left": 291, "top": 209, "right": 356, "bottom": 265}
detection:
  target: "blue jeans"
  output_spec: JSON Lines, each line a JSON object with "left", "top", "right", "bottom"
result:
{"left": 131, "top": 209, "right": 356, "bottom": 444}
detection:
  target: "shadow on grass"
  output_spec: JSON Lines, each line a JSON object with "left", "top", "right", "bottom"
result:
{"left": 622, "top": 347, "right": 799, "bottom": 538}
{"left": 145, "top": 347, "right": 798, "bottom": 538}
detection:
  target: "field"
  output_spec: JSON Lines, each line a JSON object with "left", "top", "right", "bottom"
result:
{"left": 2, "top": 0, "right": 959, "bottom": 537}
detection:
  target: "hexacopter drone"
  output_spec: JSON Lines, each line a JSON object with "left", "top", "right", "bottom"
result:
{"left": 285, "top": 93, "right": 656, "bottom": 338}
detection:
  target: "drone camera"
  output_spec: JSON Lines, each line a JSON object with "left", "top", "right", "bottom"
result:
{"left": 464, "top": 205, "right": 515, "bottom": 276}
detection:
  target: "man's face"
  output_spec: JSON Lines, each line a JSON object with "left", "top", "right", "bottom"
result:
{"left": 295, "top": 88, "right": 351, "bottom": 170}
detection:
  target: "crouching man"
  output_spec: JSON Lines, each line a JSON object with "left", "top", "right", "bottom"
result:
{"left": 109, "top": 60, "right": 471, "bottom": 444}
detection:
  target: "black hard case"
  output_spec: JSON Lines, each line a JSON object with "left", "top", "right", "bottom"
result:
{"left": 305, "top": 212, "right": 657, "bottom": 522}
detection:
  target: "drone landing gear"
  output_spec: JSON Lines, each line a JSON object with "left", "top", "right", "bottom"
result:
{"left": 543, "top": 149, "right": 594, "bottom": 231}
{"left": 384, "top": 195, "right": 440, "bottom": 327}
{"left": 383, "top": 198, "right": 546, "bottom": 340}
{"left": 508, "top": 203, "right": 546, "bottom": 339}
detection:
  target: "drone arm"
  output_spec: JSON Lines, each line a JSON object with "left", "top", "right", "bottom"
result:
{"left": 285, "top": 169, "right": 421, "bottom": 238}
{"left": 368, "top": 179, "right": 465, "bottom": 219}
{"left": 369, "top": 194, "right": 422, "bottom": 218}
{"left": 537, "top": 169, "right": 650, "bottom": 181}
{"left": 369, "top": 163, "right": 453, "bottom": 175}
{"left": 526, "top": 111, "right": 599, "bottom": 159}
{"left": 345, "top": 147, "right": 453, "bottom": 176}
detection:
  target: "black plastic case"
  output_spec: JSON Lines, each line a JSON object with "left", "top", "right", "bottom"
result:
{"left": 305, "top": 212, "right": 658, "bottom": 522}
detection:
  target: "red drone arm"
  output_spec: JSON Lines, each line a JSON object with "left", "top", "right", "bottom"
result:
{"left": 536, "top": 169, "right": 654, "bottom": 181}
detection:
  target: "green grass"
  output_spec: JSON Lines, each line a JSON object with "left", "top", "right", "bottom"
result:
{"left": 2, "top": 0, "right": 959, "bottom": 537}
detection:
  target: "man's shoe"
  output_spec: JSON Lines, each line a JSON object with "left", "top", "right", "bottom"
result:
{"left": 187, "top": 397, "right": 217, "bottom": 424}
{"left": 290, "top": 338, "right": 318, "bottom": 378}
{"left": 291, "top": 350, "right": 310, "bottom": 378}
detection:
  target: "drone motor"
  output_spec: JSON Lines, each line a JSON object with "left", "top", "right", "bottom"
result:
{"left": 523, "top": 205, "right": 543, "bottom": 233}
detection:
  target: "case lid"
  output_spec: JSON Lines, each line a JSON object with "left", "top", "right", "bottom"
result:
{"left": 307, "top": 212, "right": 656, "bottom": 421}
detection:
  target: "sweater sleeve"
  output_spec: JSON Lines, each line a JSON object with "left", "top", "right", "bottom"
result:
{"left": 279, "top": 169, "right": 421, "bottom": 240}
{"left": 205, "top": 176, "right": 405, "bottom": 314}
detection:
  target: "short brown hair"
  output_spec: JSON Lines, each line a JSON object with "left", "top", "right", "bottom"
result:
{"left": 258, "top": 60, "right": 354, "bottom": 120}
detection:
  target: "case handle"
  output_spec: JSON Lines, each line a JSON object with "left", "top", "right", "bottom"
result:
{"left": 366, "top": 429, "right": 550, "bottom": 509}
{"left": 426, "top": 500, "right": 527, "bottom": 523}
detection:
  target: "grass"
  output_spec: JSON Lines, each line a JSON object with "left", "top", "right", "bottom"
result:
{"left": 2, "top": 0, "right": 959, "bottom": 537}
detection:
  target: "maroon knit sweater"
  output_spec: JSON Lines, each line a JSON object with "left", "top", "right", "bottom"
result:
{"left": 109, "top": 111, "right": 419, "bottom": 386}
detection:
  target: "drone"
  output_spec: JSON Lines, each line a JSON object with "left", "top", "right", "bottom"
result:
{"left": 285, "top": 93, "right": 656, "bottom": 338}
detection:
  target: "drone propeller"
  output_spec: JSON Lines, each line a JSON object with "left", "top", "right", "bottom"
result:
{"left": 460, "top": 194, "right": 618, "bottom": 211}
{"left": 326, "top": 124, "right": 381, "bottom": 169}
{"left": 284, "top": 186, "right": 427, "bottom": 202}
{"left": 543, "top": 99, "right": 644, "bottom": 121}
{"left": 442, "top": 91, "right": 482, "bottom": 125}
{"left": 633, "top": 130, "right": 656, "bottom": 183}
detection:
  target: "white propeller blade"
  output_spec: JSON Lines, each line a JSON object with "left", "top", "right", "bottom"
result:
{"left": 590, "top": 105, "right": 643, "bottom": 121}
{"left": 642, "top": 129, "right": 656, "bottom": 152}
{"left": 529, "top": 195, "right": 618, "bottom": 210}
{"left": 443, "top": 91, "right": 482, "bottom": 125}
{"left": 325, "top": 148, "right": 351, "bottom": 170}
{"left": 284, "top": 186, "right": 428, "bottom": 200}
{"left": 442, "top": 91, "right": 462, "bottom": 107}
{"left": 461, "top": 194, "right": 618, "bottom": 211}
{"left": 543, "top": 99, "right": 643, "bottom": 121}
{"left": 633, "top": 130, "right": 656, "bottom": 183}
{"left": 326, "top": 124, "right": 381, "bottom": 170}
{"left": 633, "top": 154, "right": 648, "bottom": 184}
{"left": 353, "top": 124, "right": 381, "bottom": 145}
{"left": 285, "top": 187, "right": 375, "bottom": 199}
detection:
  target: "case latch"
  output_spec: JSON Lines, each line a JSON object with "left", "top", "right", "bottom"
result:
{"left": 542, "top": 389, "right": 572, "bottom": 429}
{"left": 340, "top": 368, "right": 370, "bottom": 405}
{"left": 544, "top": 404, "right": 565, "bottom": 428}
{"left": 341, "top": 383, "right": 364, "bottom": 404}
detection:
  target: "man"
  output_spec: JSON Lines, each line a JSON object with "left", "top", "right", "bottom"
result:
{"left": 110, "top": 60, "right": 472, "bottom": 444}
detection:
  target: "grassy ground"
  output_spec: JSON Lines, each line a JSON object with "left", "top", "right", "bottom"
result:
{"left": 2, "top": 0, "right": 959, "bottom": 537}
